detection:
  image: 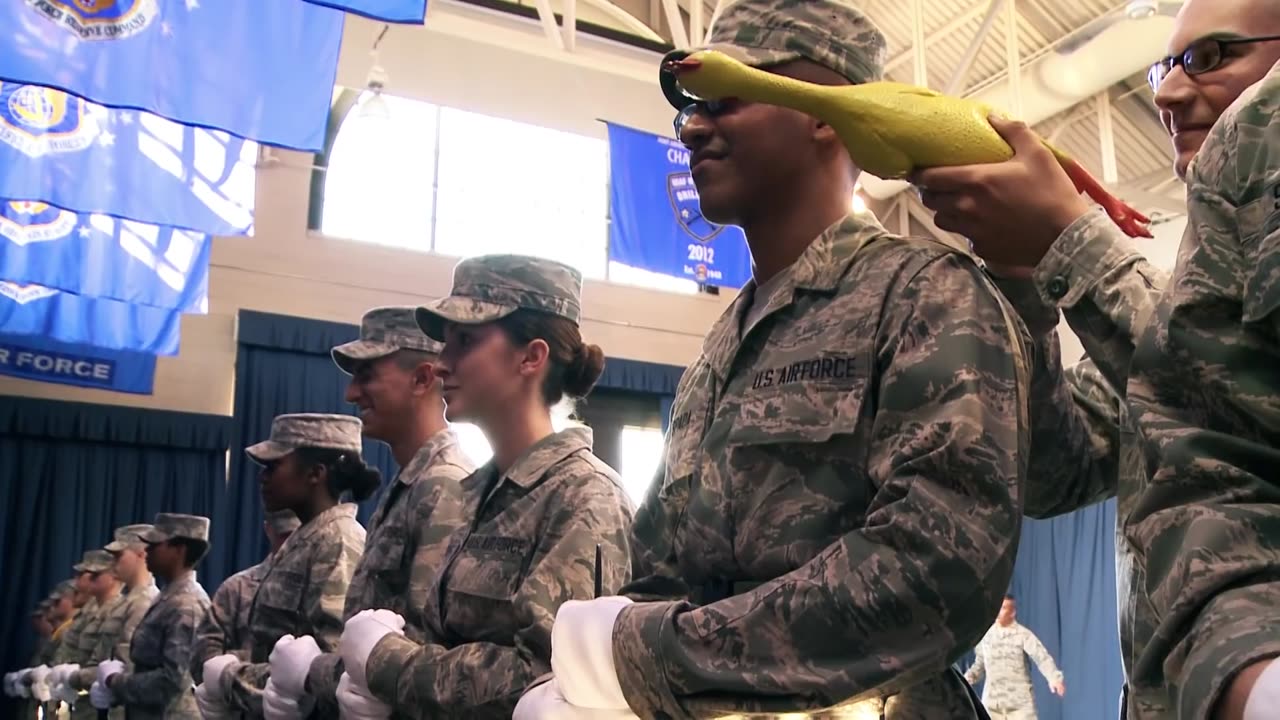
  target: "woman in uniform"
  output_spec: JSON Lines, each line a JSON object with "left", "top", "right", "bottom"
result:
{"left": 331, "top": 254, "right": 635, "bottom": 720}
{"left": 194, "top": 413, "right": 378, "bottom": 718}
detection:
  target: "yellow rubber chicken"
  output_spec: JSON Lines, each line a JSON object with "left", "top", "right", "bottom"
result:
{"left": 663, "top": 50, "right": 1152, "bottom": 239}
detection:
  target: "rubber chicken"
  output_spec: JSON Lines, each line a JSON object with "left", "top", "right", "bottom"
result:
{"left": 663, "top": 50, "right": 1153, "bottom": 238}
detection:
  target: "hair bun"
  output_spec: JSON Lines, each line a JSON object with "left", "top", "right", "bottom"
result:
{"left": 562, "top": 342, "right": 605, "bottom": 398}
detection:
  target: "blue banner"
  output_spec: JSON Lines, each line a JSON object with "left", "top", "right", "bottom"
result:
{"left": 0, "top": 282, "right": 180, "bottom": 355}
{"left": 0, "top": 332, "right": 155, "bottom": 394}
{"left": 303, "top": 0, "right": 427, "bottom": 23}
{"left": 606, "top": 122, "right": 751, "bottom": 289}
{"left": 0, "top": 199, "right": 209, "bottom": 312}
{"left": 0, "top": 0, "right": 344, "bottom": 151}
{"left": 0, "top": 82, "right": 254, "bottom": 236}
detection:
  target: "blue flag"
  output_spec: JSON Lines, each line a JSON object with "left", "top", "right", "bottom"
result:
{"left": 0, "top": 82, "right": 255, "bottom": 236}
{"left": 0, "top": 199, "right": 209, "bottom": 312}
{"left": 0, "top": 332, "right": 156, "bottom": 394}
{"left": 303, "top": 0, "right": 427, "bottom": 23}
{"left": 605, "top": 123, "right": 751, "bottom": 289}
{"left": 0, "top": 0, "right": 344, "bottom": 151}
{"left": 0, "top": 281, "right": 180, "bottom": 355}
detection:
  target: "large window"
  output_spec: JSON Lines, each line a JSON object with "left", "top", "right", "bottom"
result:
{"left": 319, "top": 91, "right": 697, "bottom": 295}
{"left": 619, "top": 424, "right": 664, "bottom": 504}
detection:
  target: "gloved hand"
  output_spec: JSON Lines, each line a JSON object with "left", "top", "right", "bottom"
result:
{"left": 89, "top": 680, "right": 113, "bottom": 710}
{"left": 96, "top": 659, "right": 125, "bottom": 686}
{"left": 335, "top": 672, "right": 391, "bottom": 720}
{"left": 338, "top": 609, "right": 405, "bottom": 687}
{"left": 549, "top": 597, "right": 634, "bottom": 709}
{"left": 49, "top": 663, "right": 79, "bottom": 690}
{"left": 513, "top": 677, "right": 641, "bottom": 720}
{"left": 268, "top": 634, "right": 322, "bottom": 699}
{"left": 200, "top": 654, "right": 241, "bottom": 701}
{"left": 3, "top": 672, "right": 15, "bottom": 697}
{"left": 262, "top": 677, "right": 316, "bottom": 720}
{"left": 14, "top": 668, "right": 33, "bottom": 698}
{"left": 29, "top": 665, "right": 52, "bottom": 703}
{"left": 195, "top": 681, "right": 236, "bottom": 720}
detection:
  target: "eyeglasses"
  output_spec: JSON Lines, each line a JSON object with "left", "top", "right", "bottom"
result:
{"left": 672, "top": 98, "right": 736, "bottom": 137}
{"left": 1148, "top": 33, "right": 1280, "bottom": 91}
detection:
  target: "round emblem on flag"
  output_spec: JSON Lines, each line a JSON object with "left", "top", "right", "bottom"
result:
{"left": 26, "top": 0, "right": 158, "bottom": 41}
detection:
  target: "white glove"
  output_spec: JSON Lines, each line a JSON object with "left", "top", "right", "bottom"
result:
{"left": 89, "top": 680, "right": 113, "bottom": 710}
{"left": 14, "top": 668, "right": 33, "bottom": 698}
{"left": 50, "top": 663, "right": 79, "bottom": 690}
{"left": 201, "top": 654, "right": 241, "bottom": 700}
{"left": 262, "top": 677, "right": 316, "bottom": 720}
{"left": 338, "top": 609, "right": 405, "bottom": 687}
{"left": 549, "top": 597, "right": 634, "bottom": 709}
{"left": 194, "top": 681, "right": 236, "bottom": 720}
{"left": 29, "top": 665, "right": 52, "bottom": 703}
{"left": 335, "top": 672, "right": 392, "bottom": 720}
{"left": 3, "top": 672, "right": 15, "bottom": 697}
{"left": 96, "top": 659, "right": 125, "bottom": 685}
{"left": 513, "top": 678, "right": 641, "bottom": 720}
{"left": 268, "top": 634, "right": 322, "bottom": 699}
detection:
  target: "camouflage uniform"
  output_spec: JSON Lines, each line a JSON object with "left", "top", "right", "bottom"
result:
{"left": 587, "top": 4, "right": 1035, "bottom": 719}
{"left": 358, "top": 254, "right": 635, "bottom": 719}
{"left": 964, "top": 622, "right": 1063, "bottom": 718}
{"left": 994, "top": 59, "right": 1280, "bottom": 720}
{"left": 192, "top": 512, "right": 297, "bottom": 682}
{"left": 107, "top": 514, "right": 213, "bottom": 720}
{"left": 102, "top": 525, "right": 163, "bottom": 670}
{"left": 223, "top": 414, "right": 368, "bottom": 716}
{"left": 305, "top": 308, "right": 474, "bottom": 711}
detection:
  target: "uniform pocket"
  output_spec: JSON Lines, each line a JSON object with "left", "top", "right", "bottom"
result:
{"left": 443, "top": 537, "right": 526, "bottom": 643}
{"left": 249, "top": 568, "right": 306, "bottom": 655}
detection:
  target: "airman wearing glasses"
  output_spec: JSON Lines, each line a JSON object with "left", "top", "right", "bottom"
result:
{"left": 908, "top": 1, "right": 1280, "bottom": 719}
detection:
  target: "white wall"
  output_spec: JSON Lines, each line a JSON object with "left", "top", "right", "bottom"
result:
{"left": 0, "top": 3, "right": 733, "bottom": 415}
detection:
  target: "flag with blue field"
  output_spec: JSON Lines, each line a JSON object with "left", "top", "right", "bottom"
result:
{"left": 0, "top": 281, "right": 181, "bottom": 356}
{"left": 304, "top": 0, "right": 427, "bottom": 23}
{"left": 0, "top": 199, "right": 210, "bottom": 313}
{"left": 0, "top": 0, "right": 344, "bottom": 151}
{"left": 0, "top": 82, "right": 255, "bottom": 236}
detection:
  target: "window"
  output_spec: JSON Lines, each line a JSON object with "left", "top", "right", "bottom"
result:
{"left": 618, "top": 425, "right": 664, "bottom": 504}
{"left": 433, "top": 107, "right": 609, "bottom": 278}
{"left": 321, "top": 92, "right": 439, "bottom": 249}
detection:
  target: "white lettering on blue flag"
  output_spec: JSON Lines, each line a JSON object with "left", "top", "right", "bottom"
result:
{"left": 0, "top": 335, "right": 155, "bottom": 394}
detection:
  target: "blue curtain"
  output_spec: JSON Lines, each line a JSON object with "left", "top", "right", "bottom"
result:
{"left": 206, "top": 310, "right": 397, "bottom": 587}
{"left": 596, "top": 355, "right": 683, "bottom": 434}
{"left": 0, "top": 395, "right": 230, "bottom": 711}
{"left": 960, "top": 499, "right": 1122, "bottom": 720}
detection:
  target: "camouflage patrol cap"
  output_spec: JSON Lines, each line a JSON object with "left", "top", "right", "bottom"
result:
{"left": 104, "top": 524, "right": 154, "bottom": 553}
{"left": 245, "top": 413, "right": 364, "bottom": 464}
{"left": 415, "top": 254, "right": 584, "bottom": 341}
{"left": 72, "top": 549, "right": 114, "bottom": 574}
{"left": 139, "top": 513, "right": 211, "bottom": 544}
{"left": 54, "top": 580, "right": 77, "bottom": 598}
{"left": 264, "top": 509, "right": 301, "bottom": 535}
{"left": 331, "top": 306, "right": 444, "bottom": 374}
{"left": 659, "top": 0, "right": 887, "bottom": 110}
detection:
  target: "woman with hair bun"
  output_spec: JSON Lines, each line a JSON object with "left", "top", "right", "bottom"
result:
{"left": 195, "top": 413, "right": 374, "bottom": 719}
{"left": 332, "top": 254, "right": 635, "bottom": 720}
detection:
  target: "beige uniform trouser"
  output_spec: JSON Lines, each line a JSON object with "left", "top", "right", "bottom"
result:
{"left": 987, "top": 708, "right": 1035, "bottom": 720}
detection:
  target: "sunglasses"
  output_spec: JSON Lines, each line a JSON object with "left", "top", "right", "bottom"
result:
{"left": 672, "top": 98, "right": 737, "bottom": 137}
{"left": 1148, "top": 33, "right": 1280, "bottom": 91}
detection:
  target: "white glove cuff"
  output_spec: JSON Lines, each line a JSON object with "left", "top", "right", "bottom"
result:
{"left": 550, "top": 596, "right": 634, "bottom": 710}
{"left": 1244, "top": 659, "right": 1280, "bottom": 720}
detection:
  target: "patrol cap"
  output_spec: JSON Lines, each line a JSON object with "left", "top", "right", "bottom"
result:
{"left": 331, "top": 306, "right": 444, "bottom": 374}
{"left": 659, "top": 0, "right": 887, "bottom": 110}
{"left": 139, "top": 513, "right": 211, "bottom": 544}
{"left": 245, "top": 413, "right": 364, "bottom": 464}
{"left": 104, "top": 524, "right": 154, "bottom": 553}
{"left": 415, "top": 254, "right": 584, "bottom": 341}
{"left": 54, "top": 580, "right": 77, "bottom": 598}
{"left": 264, "top": 509, "right": 301, "bottom": 535}
{"left": 73, "top": 549, "right": 114, "bottom": 574}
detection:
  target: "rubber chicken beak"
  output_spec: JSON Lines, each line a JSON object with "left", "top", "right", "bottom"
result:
{"left": 662, "top": 57, "right": 702, "bottom": 75}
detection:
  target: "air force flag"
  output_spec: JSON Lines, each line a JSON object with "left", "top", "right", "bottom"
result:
{"left": 605, "top": 122, "right": 750, "bottom": 289}
{"left": 0, "top": 281, "right": 181, "bottom": 355}
{"left": 0, "top": 82, "right": 255, "bottom": 236}
{"left": 303, "top": 0, "right": 427, "bottom": 23}
{"left": 0, "top": 0, "right": 344, "bottom": 151}
{"left": 0, "top": 199, "right": 210, "bottom": 313}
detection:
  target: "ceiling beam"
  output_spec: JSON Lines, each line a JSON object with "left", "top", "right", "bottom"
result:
{"left": 945, "top": 0, "right": 1002, "bottom": 94}
{"left": 885, "top": 4, "right": 987, "bottom": 72}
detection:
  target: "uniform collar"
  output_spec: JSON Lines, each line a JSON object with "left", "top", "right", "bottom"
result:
{"left": 397, "top": 427, "right": 462, "bottom": 487}
{"left": 494, "top": 426, "right": 593, "bottom": 490}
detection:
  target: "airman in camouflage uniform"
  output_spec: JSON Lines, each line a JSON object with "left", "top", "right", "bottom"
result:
{"left": 286, "top": 307, "right": 472, "bottom": 717}
{"left": 208, "top": 414, "right": 368, "bottom": 717}
{"left": 965, "top": 597, "right": 1065, "bottom": 719}
{"left": 97, "top": 513, "right": 213, "bottom": 720}
{"left": 56, "top": 549, "right": 123, "bottom": 718}
{"left": 192, "top": 511, "right": 298, "bottom": 679}
{"left": 913, "top": 3, "right": 1280, "bottom": 717}
{"left": 103, "top": 524, "right": 162, "bottom": 669}
{"left": 334, "top": 255, "right": 634, "bottom": 719}
{"left": 515, "top": 2, "right": 1041, "bottom": 718}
